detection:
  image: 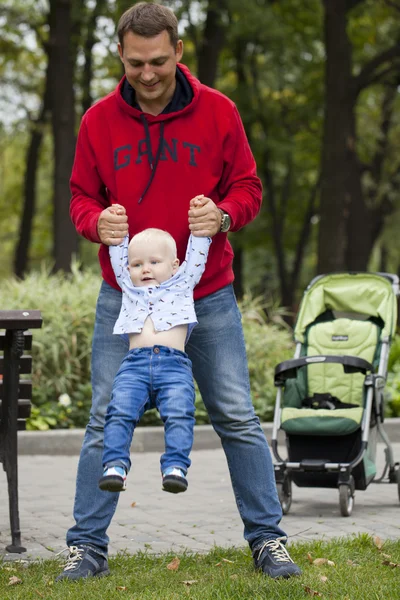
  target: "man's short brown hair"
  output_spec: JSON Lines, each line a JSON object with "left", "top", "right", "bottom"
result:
{"left": 117, "top": 2, "right": 179, "bottom": 49}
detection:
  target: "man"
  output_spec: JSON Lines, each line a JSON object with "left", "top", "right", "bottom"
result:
{"left": 57, "top": 1, "right": 301, "bottom": 582}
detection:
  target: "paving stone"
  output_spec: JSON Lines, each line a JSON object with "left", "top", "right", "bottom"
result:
{"left": 1, "top": 445, "right": 399, "bottom": 563}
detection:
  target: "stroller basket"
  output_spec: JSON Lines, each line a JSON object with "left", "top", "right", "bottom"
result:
{"left": 271, "top": 272, "right": 400, "bottom": 516}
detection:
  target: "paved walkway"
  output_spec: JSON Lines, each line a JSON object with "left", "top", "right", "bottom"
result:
{"left": 1, "top": 443, "right": 399, "bottom": 562}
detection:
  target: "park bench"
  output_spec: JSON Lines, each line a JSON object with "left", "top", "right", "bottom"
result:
{"left": 0, "top": 310, "right": 42, "bottom": 553}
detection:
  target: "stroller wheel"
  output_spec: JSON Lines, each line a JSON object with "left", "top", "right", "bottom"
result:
{"left": 339, "top": 483, "right": 354, "bottom": 517}
{"left": 277, "top": 476, "right": 292, "bottom": 515}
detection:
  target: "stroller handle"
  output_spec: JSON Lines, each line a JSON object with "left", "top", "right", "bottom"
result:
{"left": 274, "top": 355, "right": 373, "bottom": 385}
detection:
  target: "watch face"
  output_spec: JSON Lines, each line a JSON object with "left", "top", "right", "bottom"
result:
{"left": 221, "top": 213, "right": 231, "bottom": 232}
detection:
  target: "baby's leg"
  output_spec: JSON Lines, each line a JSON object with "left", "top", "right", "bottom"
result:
{"left": 100, "top": 352, "right": 151, "bottom": 491}
{"left": 154, "top": 352, "right": 195, "bottom": 493}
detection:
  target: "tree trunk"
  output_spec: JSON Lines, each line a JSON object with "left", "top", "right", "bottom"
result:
{"left": 48, "top": 0, "right": 78, "bottom": 272}
{"left": 81, "top": 0, "right": 107, "bottom": 115}
{"left": 349, "top": 82, "right": 399, "bottom": 269}
{"left": 196, "top": 0, "right": 227, "bottom": 87}
{"left": 14, "top": 70, "right": 51, "bottom": 278}
{"left": 344, "top": 118, "right": 371, "bottom": 271}
{"left": 289, "top": 178, "right": 319, "bottom": 296}
{"left": 317, "top": 0, "right": 355, "bottom": 274}
{"left": 232, "top": 243, "right": 244, "bottom": 300}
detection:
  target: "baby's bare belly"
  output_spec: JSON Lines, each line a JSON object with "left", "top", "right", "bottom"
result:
{"left": 129, "top": 317, "right": 188, "bottom": 352}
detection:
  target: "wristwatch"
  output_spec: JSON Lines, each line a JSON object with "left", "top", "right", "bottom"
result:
{"left": 219, "top": 210, "right": 231, "bottom": 233}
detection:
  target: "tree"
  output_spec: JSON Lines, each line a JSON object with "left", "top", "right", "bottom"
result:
{"left": 216, "top": 0, "right": 324, "bottom": 310}
{"left": 14, "top": 66, "right": 51, "bottom": 278}
{"left": 14, "top": 6, "right": 51, "bottom": 277}
{"left": 0, "top": 1, "right": 50, "bottom": 276}
{"left": 6, "top": 0, "right": 107, "bottom": 275}
{"left": 317, "top": 0, "right": 400, "bottom": 273}
{"left": 48, "top": 0, "right": 79, "bottom": 271}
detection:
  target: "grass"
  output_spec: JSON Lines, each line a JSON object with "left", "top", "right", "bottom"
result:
{"left": 1, "top": 535, "right": 400, "bottom": 599}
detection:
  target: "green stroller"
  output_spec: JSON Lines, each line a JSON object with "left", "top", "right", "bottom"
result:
{"left": 271, "top": 272, "right": 400, "bottom": 516}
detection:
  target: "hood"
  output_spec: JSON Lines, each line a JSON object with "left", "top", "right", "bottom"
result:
{"left": 114, "top": 63, "right": 201, "bottom": 203}
{"left": 115, "top": 63, "right": 201, "bottom": 124}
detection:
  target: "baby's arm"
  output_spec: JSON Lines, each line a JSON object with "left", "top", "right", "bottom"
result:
{"left": 184, "top": 196, "right": 212, "bottom": 286}
{"left": 109, "top": 235, "right": 129, "bottom": 284}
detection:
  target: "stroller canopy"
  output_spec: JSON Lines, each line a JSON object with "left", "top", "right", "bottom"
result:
{"left": 294, "top": 273, "right": 397, "bottom": 343}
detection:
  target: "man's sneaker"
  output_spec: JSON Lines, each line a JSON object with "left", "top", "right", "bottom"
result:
{"left": 55, "top": 545, "right": 110, "bottom": 581}
{"left": 162, "top": 467, "right": 188, "bottom": 493}
{"left": 253, "top": 537, "right": 302, "bottom": 579}
{"left": 98, "top": 465, "right": 127, "bottom": 492}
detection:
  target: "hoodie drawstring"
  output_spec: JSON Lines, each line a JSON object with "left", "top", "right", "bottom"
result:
{"left": 138, "top": 114, "right": 165, "bottom": 204}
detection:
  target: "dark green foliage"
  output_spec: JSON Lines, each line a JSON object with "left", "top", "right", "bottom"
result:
{"left": 0, "top": 269, "right": 293, "bottom": 430}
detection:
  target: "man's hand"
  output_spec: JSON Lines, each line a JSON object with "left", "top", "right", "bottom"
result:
{"left": 188, "top": 195, "right": 222, "bottom": 237}
{"left": 97, "top": 204, "right": 128, "bottom": 245}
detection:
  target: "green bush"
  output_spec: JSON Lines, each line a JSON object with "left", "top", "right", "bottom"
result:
{"left": 0, "top": 264, "right": 99, "bottom": 430}
{"left": 242, "top": 296, "right": 293, "bottom": 421}
{"left": 6, "top": 268, "right": 399, "bottom": 428}
{"left": 0, "top": 268, "right": 294, "bottom": 430}
{"left": 384, "top": 365, "right": 400, "bottom": 418}
{"left": 384, "top": 335, "right": 400, "bottom": 418}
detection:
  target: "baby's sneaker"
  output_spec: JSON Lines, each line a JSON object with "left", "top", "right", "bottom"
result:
{"left": 162, "top": 467, "right": 188, "bottom": 494}
{"left": 99, "top": 466, "right": 127, "bottom": 492}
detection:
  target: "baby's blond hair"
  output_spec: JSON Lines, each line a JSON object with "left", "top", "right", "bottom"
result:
{"left": 128, "top": 228, "right": 177, "bottom": 259}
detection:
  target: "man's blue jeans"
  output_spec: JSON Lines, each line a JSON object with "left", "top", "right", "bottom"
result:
{"left": 66, "top": 282, "right": 286, "bottom": 555}
{"left": 103, "top": 346, "right": 195, "bottom": 473}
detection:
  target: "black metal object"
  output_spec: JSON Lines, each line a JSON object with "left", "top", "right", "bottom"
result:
{"left": 0, "top": 310, "right": 42, "bottom": 553}
{"left": 274, "top": 354, "right": 373, "bottom": 385}
{"left": 273, "top": 430, "right": 369, "bottom": 491}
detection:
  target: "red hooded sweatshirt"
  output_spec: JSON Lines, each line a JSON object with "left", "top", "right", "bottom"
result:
{"left": 70, "top": 64, "right": 262, "bottom": 299}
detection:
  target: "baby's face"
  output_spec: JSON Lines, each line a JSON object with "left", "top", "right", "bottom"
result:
{"left": 128, "top": 239, "right": 179, "bottom": 287}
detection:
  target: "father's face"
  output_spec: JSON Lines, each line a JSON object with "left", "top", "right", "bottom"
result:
{"left": 118, "top": 30, "right": 183, "bottom": 114}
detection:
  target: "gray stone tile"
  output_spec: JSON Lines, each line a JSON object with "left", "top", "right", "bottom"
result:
{"left": 1, "top": 445, "right": 400, "bottom": 564}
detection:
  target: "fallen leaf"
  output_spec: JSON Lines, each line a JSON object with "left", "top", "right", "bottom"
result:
{"left": 4, "top": 567, "right": 16, "bottom": 572}
{"left": 167, "top": 557, "right": 180, "bottom": 571}
{"left": 35, "top": 591, "right": 44, "bottom": 598}
{"left": 116, "top": 586, "right": 127, "bottom": 591}
{"left": 8, "top": 576, "right": 22, "bottom": 586}
{"left": 215, "top": 558, "right": 235, "bottom": 567}
{"left": 181, "top": 580, "right": 198, "bottom": 586}
{"left": 382, "top": 560, "right": 399, "bottom": 568}
{"left": 303, "top": 585, "right": 323, "bottom": 597}
{"left": 313, "top": 558, "right": 335, "bottom": 567}
{"left": 346, "top": 560, "right": 359, "bottom": 567}
{"left": 230, "top": 574, "right": 238, "bottom": 580}
{"left": 373, "top": 535, "right": 384, "bottom": 550}
{"left": 307, "top": 552, "right": 313, "bottom": 564}
{"left": 131, "top": 502, "right": 137, "bottom": 508}
{"left": 320, "top": 576, "right": 328, "bottom": 583}
{"left": 381, "top": 553, "right": 391, "bottom": 559}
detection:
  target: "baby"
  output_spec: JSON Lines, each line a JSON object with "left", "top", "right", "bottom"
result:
{"left": 99, "top": 201, "right": 211, "bottom": 494}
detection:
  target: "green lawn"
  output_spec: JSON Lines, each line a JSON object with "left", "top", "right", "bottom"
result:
{"left": 1, "top": 535, "right": 400, "bottom": 599}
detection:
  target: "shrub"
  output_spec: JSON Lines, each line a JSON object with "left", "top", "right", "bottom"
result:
{"left": 0, "top": 264, "right": 99, "bottom": 430}
{"left": 241, "top": 296, "right": 293, "bottom": 421}
{"left": 0, "top": 268, "right": 295, "bottom": 429}
{"left": 4, "top": 266, "right": 399, "bottom": 428}
{"left": 384, "top": 335, "right": 400, "bottom": 418}
{"left": 384, "top": 365, "right": 400, "bottom": 418}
